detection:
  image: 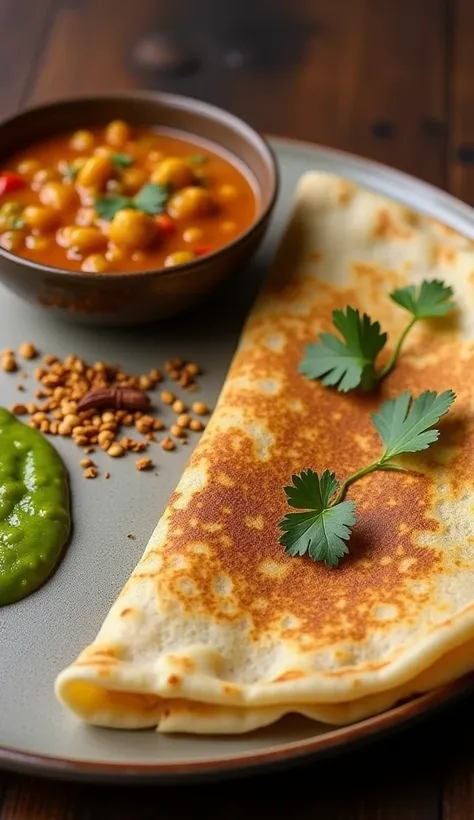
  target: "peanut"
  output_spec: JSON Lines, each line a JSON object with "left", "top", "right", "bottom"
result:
{"left": 100, "top": 421, "right": 117, "bottom": 432}
{"left": 74, "top": 435, "right": 88, "bottom": 446}
{"left": 11, "top": 403, "right": 28, "bottom": 415}
{"left": 2, "top": 354, "right": 17, "bottom": 372}
{"left": 18, "top": 342, "right": 38, "bottom": 359}
{"left": 98, "top": 430, "right": 114, "bottom": 447}
{"left": 192, "top": 401, "right": 208, "bottom": 415}
{"left": 171, "top": 424, "right": 187, "bottom": 438}
{"left": 160, "top": 390, "right": 175, "bottom": 405}
{"left": 63, "top": 413, "right": 80, "bottom": 427}
{"left": 172, "top": 399, "right": 186, "bottom": 414}
{"left": 177, "top": 413, "right": 191, "bottom": 428}
{"left": 136, "top": 457, "right": 153, "bottom": 471}
{"left": 135, "top": 418, "right": 152, "bottom": 434}
{"left": 80, "top": 458, "right": 95, "bottom": 468}
{"left": 161, "top": 437, "right": 175, "bottom": 451}
{"left": 43, "top": 353, "right": 58, "bottom": 365}
{"left": 83, "top": 466, "right": 98, "bottom": 479}
{"left": 107, "top": 443, "right": 124, "bottom": 458}
{"left": 139, "top": 376, "right": 152, "bottom": 390}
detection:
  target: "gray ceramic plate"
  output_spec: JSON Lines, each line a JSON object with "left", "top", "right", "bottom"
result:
{"left": 1, "top": 138, "right": 474, "bottom": 784}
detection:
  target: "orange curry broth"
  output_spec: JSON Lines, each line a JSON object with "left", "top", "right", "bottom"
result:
{"left": 0, "top": 126, "right": 258, "bottom": 273}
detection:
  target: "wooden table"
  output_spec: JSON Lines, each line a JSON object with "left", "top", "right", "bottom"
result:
{"left": 1, "top": 0, "right": 474, "bottom": 816}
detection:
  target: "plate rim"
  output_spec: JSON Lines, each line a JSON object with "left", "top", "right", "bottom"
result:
{"left": 0, "top": 678, "right": 472, "bottom": 783}
{"left": 2, "top": 135, "right": 474, "bottom": 784}
{"left": 270, "top": 135, "right": 474, "bottom": 238}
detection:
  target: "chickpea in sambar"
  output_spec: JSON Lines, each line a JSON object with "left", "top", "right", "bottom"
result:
{"left": 0, "top": 122, "right": 257, "bottom": 273}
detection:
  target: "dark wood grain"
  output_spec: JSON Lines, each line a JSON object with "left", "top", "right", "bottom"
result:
{"left": 29, "top": 0, "right": 160, "bottom": 101}
{"left": 449, "top": 0, "right": 474, "bottom": 205}
{"left": 343, "top": 0, "right": 448, "bottom": 187}
{"left": 1, "top": 0, "right": 474, "bottom": 816}
{"left": 0, "top": 0, "right": 57, "bottom": 115}
{"left": 0, "top": 776, "right": 72, "bottom": 820}
{"left": 2, "top": 700, "right": 463, "bottom": 820}
{"left": 444, "top": 756, "right": 474, "bottom": 820}
{"left": 435, "top": 14, "right": 474, "bottom": 816}
{"left": 24, "top": 0, "right": 450, "bottom": 186}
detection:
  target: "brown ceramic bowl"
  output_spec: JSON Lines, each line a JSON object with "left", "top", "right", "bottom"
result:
{"left": 0, "top": 92, "right": 278, "bottom": 325}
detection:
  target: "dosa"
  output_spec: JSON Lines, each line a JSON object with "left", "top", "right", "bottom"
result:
{"left": 56, "top": 172, "right": 474, "bottom": 733}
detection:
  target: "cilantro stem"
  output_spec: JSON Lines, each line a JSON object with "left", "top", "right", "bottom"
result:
{"left": 332, "top": 459, "right": 407, "bottom": 505}
{"left": 281, "top": 389, "right": 454, "bottom": 567}
{"left": 377, "top": 317, "right": 417, "bottom": 381}
{"left": 332, "top": 461, "right": 380, "bottom": 505}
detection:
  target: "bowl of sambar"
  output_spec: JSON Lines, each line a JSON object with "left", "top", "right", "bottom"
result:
{"left": 0, "top": 92, "right": 278, "bottom": 325}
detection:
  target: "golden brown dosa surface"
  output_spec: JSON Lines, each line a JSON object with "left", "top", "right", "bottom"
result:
{"left": 56, "top": 172, "right": 474, "bottom": 733}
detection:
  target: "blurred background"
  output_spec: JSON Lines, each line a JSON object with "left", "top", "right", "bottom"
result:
{"left": 4, "top": 0, "right": 473, "bottom": 204}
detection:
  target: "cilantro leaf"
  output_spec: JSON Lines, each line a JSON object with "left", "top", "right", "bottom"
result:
{"left": 94, "top": 183, "right": 170, "bottom": 221}
{"left": 111, "top": 153, "right": 134, "bottom": 169}
{"left": 284, "top": 467, "right": 339, "bottom": 509}
{"left": 63, "top": 163, "right": 79, "bottom": 181}
{"left": 372, "top": 389, "right": 456, "bottom": 463}
{"left": 279, "top": 390, "right": 455, "bottom": 569}
{"left": 94, "top": 194, "right": 132, "bottom": 221}
{"left": 299, "top": 307, "right": 387, "bottom": 392}
{"left": 11, "top": 217, "right": 25, "bottom": 230}
{"left": 187, "top": 154, "right": 208, "bottom": 166}
{"left": 279, "top": 469, "right": 357, "bottom": 567}
{"left": 300, "top": 279, "right": 455, "bottom": 391}
{"left": 133, "top": 183, "right": 169, "bottom": 216}
{"left": 390, "top": 279, "right": 454, "bottom": 318}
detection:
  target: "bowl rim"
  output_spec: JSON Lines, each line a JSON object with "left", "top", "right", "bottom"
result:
{"left": 0, "top": 90, "right": 279, "bottom": 281}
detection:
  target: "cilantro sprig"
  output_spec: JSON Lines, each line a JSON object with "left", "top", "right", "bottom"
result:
{"left": 95, "top": 183, "right": 169, "bottom": 220}
{"left": 187, "top": 153, "right": 208, "bottom": 166}
{"left": 133, "top": 183, "right": 169, "bottom": 214}
{"left": 300, "top": 280, "right": 454, "bottom": 392}
{"left": 63, "top": 163, "right": 79, "bottom": 181}
{"left": 279, "top": 389, "right": 455, "bottom": 567}
{"left": 111, "top": 153, "right": 134, "bottom": 169}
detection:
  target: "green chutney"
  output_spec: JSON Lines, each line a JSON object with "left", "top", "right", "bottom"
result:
{"left": 0, "top": 407, "right": 70, "bottom": 606}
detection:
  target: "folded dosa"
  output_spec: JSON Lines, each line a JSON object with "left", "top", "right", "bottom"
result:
{"left": 56, "top": 171, "right": 474, "bottom": 734}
